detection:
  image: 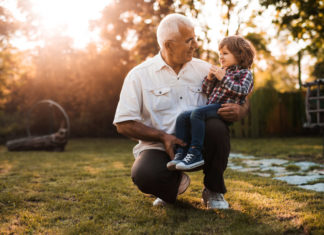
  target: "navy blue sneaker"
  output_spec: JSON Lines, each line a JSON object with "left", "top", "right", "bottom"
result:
{"left": 167, "top": 148, "right": 186, "bottom": 170}
{"left": 176, "top": 148, "right": 204, "bottom": 170}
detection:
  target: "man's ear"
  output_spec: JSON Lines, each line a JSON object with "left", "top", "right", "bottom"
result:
{"left": 164, "top": 40, "right": 172, "bottom": 52}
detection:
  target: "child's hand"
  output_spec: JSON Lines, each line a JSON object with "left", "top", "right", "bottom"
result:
{"left": 208, "top": 65, "right": 226, "bottom": 81}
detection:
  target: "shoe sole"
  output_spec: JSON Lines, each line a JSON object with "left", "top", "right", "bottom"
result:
{"left": 177, "top": 173, "right": 190, "bottom": 195}
{"left": 176, "top": 160, "right": 205, "bottom": 171}
{"left": 153, "top": 198, "right": 167, "bottom": 207}
{"left": 166, "top": 160, "right": 181, "bottom": 171}
{"left": 201, "top": 199, "right": 229, "bottom": 209}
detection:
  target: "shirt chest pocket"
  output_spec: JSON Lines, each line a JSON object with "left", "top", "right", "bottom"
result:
{"left": 147, "top": 87, "right": 172, "bottom": 111}
{"left": 188, "top": 86, "right": 205, "bottom": 107}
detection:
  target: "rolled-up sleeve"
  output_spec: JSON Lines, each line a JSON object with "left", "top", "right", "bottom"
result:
{"left": 202, "top": 76, "right": 217, "bottom": 97}
{"left": 113, "top": 71, "right": 142, "bottom": 125}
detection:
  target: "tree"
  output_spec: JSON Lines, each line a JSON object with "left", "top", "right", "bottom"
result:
{"left": 260, "top": 0, "right": 324, "bottom": 54}
{"left": 0, "top": 4, "right": 20, "bottom": 107}
{"left": 260, "top": 0, "right": 324, "bottom": 83}
{"left": 312, "top": 60, "right": 324, "bottom": 79}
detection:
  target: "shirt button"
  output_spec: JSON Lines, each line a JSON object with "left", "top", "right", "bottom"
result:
{"left": 180, "top": 96, "right": 183, "bottom": 99}
{"left": 177, "top": 77, "right": 180, "bottom": 80}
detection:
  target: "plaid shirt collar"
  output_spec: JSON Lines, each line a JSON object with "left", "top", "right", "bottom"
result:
{"left": 226, "top": 65, "right": 245, "bottom": 72}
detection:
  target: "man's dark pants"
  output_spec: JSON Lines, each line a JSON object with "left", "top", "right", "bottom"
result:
{"left": 131, "top": 118, "right": 230, "bottom": 203}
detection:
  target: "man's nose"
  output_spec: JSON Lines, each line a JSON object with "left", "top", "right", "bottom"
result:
{"left": 191, "top": 38, "right": 198, "bottom": 49}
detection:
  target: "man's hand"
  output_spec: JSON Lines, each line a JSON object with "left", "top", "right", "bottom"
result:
{"left": 218, "top": 102, "right": 249, "bottom": 122}
{"left": 160, "top": 133, "right": 186, "bottom": 160}
{"left": 116, "top": 120, "right": 186, "bottom": 159}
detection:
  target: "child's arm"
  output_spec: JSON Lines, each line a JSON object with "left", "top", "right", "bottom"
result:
{"left": 202, "top": 65, "right": 218, "bottom": 95}
{"left": 221, "top": 69, "right": 253, "bottom": 96}
{"left": 202, "top": 76, "right": 216, "bottom": 96}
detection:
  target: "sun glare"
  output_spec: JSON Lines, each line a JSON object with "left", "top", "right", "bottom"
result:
{"left": 30, "top": 0, "right": 111, "bottom": 48}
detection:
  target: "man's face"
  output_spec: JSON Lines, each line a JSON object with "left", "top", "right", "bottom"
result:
{"left": 167, "top": 25, "right": 198, "bottom": 65}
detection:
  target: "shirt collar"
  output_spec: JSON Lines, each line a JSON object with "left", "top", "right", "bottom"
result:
{"left": 154, "top": 52, "right": 193, "bottom": 73}
{"left": 227, "top": 65, "right": 244, "bottom": 71}
{"left": 154, "top": 52, "right": 170, "bottom": 72}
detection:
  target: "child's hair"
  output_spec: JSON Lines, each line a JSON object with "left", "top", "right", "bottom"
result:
{"left": 219, "top": 35, "right": 256, "bottom": 69}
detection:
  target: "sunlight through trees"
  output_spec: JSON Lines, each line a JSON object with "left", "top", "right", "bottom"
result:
{"left": 0, "top": 0, "right": 323, "bottom": 140}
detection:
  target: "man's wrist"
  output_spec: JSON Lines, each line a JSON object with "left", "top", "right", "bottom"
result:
{"left": 158, "top": 131, "right": 168, "bottom": 143}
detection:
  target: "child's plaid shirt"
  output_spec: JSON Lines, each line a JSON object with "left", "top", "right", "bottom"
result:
{"left": 202, "top": 65, "right": 253, "bottom": 105}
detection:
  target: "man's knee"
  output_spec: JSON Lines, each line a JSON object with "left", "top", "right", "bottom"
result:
{"left": 205, "top": 118, "right": 229, "bottom": 139}
{"left": 204, "top": 118, "right": 230, "bottom": 158}
{"left": 131, "top": 158, "right": 156, "bottom": 189}
{"left": 131, "top": 150, "right": 169, "bottom": 192}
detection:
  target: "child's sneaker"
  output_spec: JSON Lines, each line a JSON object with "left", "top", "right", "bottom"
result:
{"left": 167, "top": 149, "right": 186, "bottom": 170}
{"left": 176, "top": 148, "right": 204, "bottom": 170}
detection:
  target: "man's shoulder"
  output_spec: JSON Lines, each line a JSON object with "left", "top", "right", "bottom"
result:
{"left": 189, "top": 58, "right": 211, "bottom": 73}
{"left": 123, "top": 56, "right": 157, "bottom": 82}
{"left": 130, "top": 56, "right": 158, "bottom": 73}
{"left": 190, "top": 58, "right": 211, "bottom": 69}
{"left": 191, "top": 57, "right": 211, "bottom": 65}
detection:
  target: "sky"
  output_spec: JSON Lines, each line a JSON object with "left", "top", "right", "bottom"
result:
{"left": 3, "top": 0, "right": 110, "bottom": 49}
{"left": 3, "top": 0, "right": 270, "bottom": 50}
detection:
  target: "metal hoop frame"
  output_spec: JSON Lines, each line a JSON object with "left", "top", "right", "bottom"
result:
{"left": 26, "top": 99, "right": 70, "bottom": 137}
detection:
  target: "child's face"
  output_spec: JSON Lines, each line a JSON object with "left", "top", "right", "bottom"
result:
{"left": 219, "top": 45, "right": 238, "bottom": 68}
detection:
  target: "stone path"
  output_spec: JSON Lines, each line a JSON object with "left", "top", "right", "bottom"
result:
{"left": 228, "top": 153, "right": 324, "bottom": 192}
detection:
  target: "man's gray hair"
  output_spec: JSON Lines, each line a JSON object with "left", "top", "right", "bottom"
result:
{"left": 156, "top": 13, "right": 194, "bottom": 49}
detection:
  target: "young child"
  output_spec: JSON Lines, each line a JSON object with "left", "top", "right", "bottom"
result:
{"left": 167, "top": 35, "right": 255, "bottom": 171}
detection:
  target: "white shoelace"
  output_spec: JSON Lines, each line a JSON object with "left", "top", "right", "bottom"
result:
{"left": 183, "top": 154, "right": 194, "bottom": 163}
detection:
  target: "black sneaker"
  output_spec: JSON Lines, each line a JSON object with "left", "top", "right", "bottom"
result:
{"left": 167, "top": 149, "right": 186, "bottom": 170}
{"left": 176, "top": 148, "right": 204, "bottom": 170}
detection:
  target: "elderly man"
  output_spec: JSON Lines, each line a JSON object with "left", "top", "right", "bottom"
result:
{"left": 113, "top": 13, "right": 248, "bottom": 209}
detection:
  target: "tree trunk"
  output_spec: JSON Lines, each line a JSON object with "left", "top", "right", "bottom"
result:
{"left": 6, "top": 128, "right": 68, "bottom": 152}
{"left": 297, "top": 50, "right": 303, "bottom": 90}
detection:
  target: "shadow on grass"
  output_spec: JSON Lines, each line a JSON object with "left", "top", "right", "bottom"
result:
{"left": 149, "top": 198, "right": 297, "bottom": 235}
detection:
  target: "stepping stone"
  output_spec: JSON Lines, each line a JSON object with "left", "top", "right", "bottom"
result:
{"left": 274, "top": 174, "right": 323, "bottom": 185}
{"left": 260, "top": 166, "right": 286, "bottom": 174}
{"left": 228, "top": 165, "right": 244, "bottom": 170}
{"left": 229, "top": 153, "right": 255, "bottom": 159}
{"left": 252, "top": 172, "right": 271, "bottom": 177}
{"left": 293, "top": 161, "right": 323, "bottom": 171}
{"left": 298, "top": 183, "right": 324, "bottom": 192}
{"left": 257, "top": 159, "right": 289, "bottom": 167}
{"left": 244, "top": 160, "right": 262, "bottom": 167}
{"left": 235, "top": 168, "right": 259, "bottom": 172}
{"left": 228, "top": 153, "right": 324, "bottom": 193}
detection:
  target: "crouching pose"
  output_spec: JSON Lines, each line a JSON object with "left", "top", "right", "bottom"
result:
{"left": 113, "top": 14, "right": 250, "bottom": 209}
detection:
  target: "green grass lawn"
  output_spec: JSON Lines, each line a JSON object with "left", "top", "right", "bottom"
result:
{"left": 0, "top": 138, "right": 323, "bottom": 234}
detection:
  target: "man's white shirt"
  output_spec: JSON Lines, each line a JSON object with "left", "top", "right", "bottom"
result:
{"left": 113, "top": 53, "right": 211, "bottom": 158}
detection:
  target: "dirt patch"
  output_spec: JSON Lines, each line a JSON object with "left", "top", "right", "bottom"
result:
{"left": 112, "top": 161, "right": 125, "bottom": 169}
{"left": 84, "top": 166, "right": 101, "bottom": 174}
{"left": 0, "top": 161, "right": 13, "bottom": 175}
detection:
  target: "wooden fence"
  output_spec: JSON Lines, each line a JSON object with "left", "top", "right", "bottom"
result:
{"left": 230, "top": 88, "right": 307, "bottom": 137}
